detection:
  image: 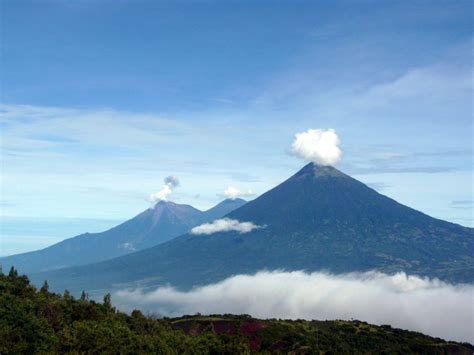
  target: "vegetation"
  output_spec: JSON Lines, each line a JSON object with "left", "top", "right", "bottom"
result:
{"left": 1, "top": 267, "right": 472, "bottom": 354}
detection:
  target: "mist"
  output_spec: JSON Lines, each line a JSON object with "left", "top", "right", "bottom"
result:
{"left": 191, "top": 218, "right": 262, "bottom": 235}
{"left": 114, "top": 270, "right": 474, "bottom": 343}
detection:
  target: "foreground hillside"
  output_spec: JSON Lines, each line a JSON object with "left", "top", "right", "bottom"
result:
{"left": 1, "top": 268, "right": 471, "bottom": 354}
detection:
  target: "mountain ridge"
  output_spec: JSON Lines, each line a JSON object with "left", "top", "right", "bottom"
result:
{"left": 28, "top": 163, "right": 474, "bottom": 294}
{"left": 0, "top": 198, "right": 247, "bottom": 273}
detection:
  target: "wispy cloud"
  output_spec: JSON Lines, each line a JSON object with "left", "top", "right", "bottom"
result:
{"left": 345, "top": 150, "right": 472, "bottom": 175}
{"left": 221, "top": 186, "right": 255, "bottom": 200}
{"left": 114, "top": 270, "right": 474, "bottom": 343}
{"left": 451, "top": 200, "right": 474, "bottom": 210}
{"left": 349, "top": 166, "right": 455, "bottom": 174}
{"left": 0, "top": 103, "right": 273, "bottom": 218}
{"left": 191, "top": 218, "right": 263, "bottom": 235}
{"left": 356, "top": 64, "right": 472, "bottom": 108}
{"left": 0, "top": 103, "right": 189, "bottom": 152}
{"left": 452, "top": 200, "right": 474, "bottom": 206}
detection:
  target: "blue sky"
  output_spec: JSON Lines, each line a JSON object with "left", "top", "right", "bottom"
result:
{"left": 1, "top": 0, "right": 472, "bottom": 255}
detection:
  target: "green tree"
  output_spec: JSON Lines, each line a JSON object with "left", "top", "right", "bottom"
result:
{"left": 8, "top": 266, "right": 18, "bottom": 279}
{"left": 80, "top": 291, "right": 88, "bottom": 301}
{"left": 103, "top": 293, "right": 112, "bottom": 310}
{"left": 40, "top": 280, "right": 49, "bottom": 294}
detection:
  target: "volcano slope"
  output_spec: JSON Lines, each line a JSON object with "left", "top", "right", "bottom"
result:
{"left": 31, "top": 163, "right": 473, "bottom": 294}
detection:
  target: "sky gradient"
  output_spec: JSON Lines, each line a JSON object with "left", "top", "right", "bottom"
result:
{"left": 1, "top": 0, "right": 472, "bottom": 255}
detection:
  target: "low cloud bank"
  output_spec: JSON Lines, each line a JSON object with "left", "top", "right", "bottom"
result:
{"left": 191, "top": 218, "right": 263, "bottom": 235}
{"left": 223, "top": 186, "right": 255, "bottom": 200}
{"left": 292, "top": 128, "right": 342, "bottom": 165}
{"left": 149, "top": 175, "right": 180, "bottom": 203}
{"left": 114, "top": 270, "right": 474, "bottom": 343}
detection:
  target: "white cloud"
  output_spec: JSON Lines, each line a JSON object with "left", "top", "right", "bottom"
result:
{"left": 291, "top": 129, "right": 342, "bottom": 166}
{"left": 149, "top": 185, "right": 172, "bottom": 203}
{"left": 114, "top": 270, "right": 474, "bottom": 343}
{"left": 149, "top": 176, "right": 180, "bottom": 203}
{"left": 223, "top": 186, "right": 254, "bottom": 200}
{"left": 191, "top": 218, "right": 263, "bottom": 235}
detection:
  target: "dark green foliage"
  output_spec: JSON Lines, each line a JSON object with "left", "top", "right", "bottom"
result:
{"left": 8, "top": 266, "right": 18, "bottom": 278}
{"left": 80, "top": 290, "right": 88, "bottom": 301}
{"left": 40, "top": 280, "right": 49, "bottom": 294}
{"left": 0, "top": 271, "right": 250, "bottom": 354}
{"left": 103, "top": 293, "right": 111, "bottom": 307}
{"left": 0, "top": 272, "right": 472, "bottom": 354}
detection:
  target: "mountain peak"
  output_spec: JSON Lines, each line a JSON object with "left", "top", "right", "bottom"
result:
{"left": 202, "top": 198, "right": 247, "bottom": 221}
{"left": 153, "top": 200, "right": 201, "bottom": 212}
{"left": 154, "top": 200, "right": 175, "bottom": 208}
{"left": 294, "top": 162, "right": 348, "bottom": 179}
{"left": 152, "top": 200, "right": 171, "bottom": 213}
{"left": 149, "top": 200, "right": 201, "bottom": 223}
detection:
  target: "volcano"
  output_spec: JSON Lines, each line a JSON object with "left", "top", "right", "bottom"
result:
{"left": 0, "top": 198, "right": 246, "bottom": 273}
{"left": 28, "top": 163, "right": 473, "bottom": 293}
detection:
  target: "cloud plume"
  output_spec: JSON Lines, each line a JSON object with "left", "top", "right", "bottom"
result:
{"left": 292, "top": 129, "right": 342, "bottom": 165}
{"left": 149, "top": 175, "right": 180, "bottom": 203}
{"left": 114, "top": 270, "right": 474, "bottom": 343}
{"left": 223, "top": 186, "right": 255, "bottom": 200}
{"left": 164, "top": 175, "right": 180, "bottom": 188}
{"left": 191, "top": 218, "right": 263, "bottom": 235}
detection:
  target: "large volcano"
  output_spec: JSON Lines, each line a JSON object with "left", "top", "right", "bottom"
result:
{"left": 29, "top": 163, "right": 473, "bottom": 294}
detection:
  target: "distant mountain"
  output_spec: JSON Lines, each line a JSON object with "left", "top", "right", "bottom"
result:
{"left": 201, "top": 198, "right": 249, "bottom": 222}
{"left": 31, "top": 163, "right": 473, "bottom": 294}
{"left": 0, "top": 198, "right": 246, "bottom": 273}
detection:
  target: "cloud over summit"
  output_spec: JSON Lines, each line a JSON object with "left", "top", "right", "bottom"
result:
{"left": 149, "top": 175, "right": 180, "bottom": 203}
{"left": 164, "top": 175, "right": 180, "bottom": 188}
{"left": 292, "top": 129, "right": 342, "bottom": 166}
